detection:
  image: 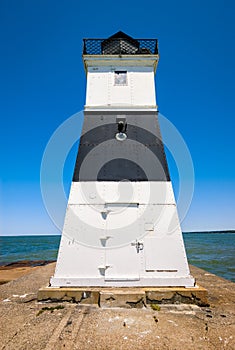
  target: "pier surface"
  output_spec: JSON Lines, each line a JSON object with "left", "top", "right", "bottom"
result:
{"left": 0, "top": 263, "right": 234, "bottom": 349}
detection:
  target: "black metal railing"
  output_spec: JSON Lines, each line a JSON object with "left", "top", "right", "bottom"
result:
{"left": 83, "top": 38, "right": 158, "bottom": 55}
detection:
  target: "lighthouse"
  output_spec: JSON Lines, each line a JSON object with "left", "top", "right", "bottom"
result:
{"left": 50, "top": 32, "right": 195, "bottom": 288}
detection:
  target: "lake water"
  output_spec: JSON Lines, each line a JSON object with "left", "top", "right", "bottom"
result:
{"left": 0, "top": 233, "right": 234, "bottom": 282}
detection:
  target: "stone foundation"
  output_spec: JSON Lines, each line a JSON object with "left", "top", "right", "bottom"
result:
{"left": 38, "top": 284, "right": 208, "bottom": 308}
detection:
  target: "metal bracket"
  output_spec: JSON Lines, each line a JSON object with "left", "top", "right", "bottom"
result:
{"left": 98, "top": 265, "right": 112, "bottom": 276}
{"left": 100, "top": 236, "right": 113, "bottom": 247}
{"left": 101, "top": 209, "right": 111, "bottom": 219}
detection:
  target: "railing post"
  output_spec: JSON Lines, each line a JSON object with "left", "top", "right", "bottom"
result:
{"left": 83, "top": 39, "right": 87, "bottom": 54}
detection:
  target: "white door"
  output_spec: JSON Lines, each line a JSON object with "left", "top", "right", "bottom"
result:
{"left": 104, "top": 203, "right": 140, "bottom": 281}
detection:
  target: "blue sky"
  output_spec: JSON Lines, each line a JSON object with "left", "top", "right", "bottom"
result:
{"left": 1, "top": 0, "right": 235, "bottom": 235}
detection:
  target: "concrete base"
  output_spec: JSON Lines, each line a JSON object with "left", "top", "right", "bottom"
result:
{"left": 38, "top": 284, "right": 208, "bottom": 307}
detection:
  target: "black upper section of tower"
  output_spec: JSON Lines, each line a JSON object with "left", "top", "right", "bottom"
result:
{"left": 73, "top": 111, "right": 170, "bottom": 182}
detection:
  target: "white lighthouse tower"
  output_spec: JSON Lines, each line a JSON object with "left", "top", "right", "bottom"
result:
{"left": 50, "top": 32, "right": 195, "bottom": 288}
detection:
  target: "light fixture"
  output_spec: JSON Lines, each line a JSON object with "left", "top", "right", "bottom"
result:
{"left": 116, "top": 132, "right": 127, "bottom": 141}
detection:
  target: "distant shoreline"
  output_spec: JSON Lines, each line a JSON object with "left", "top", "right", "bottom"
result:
{"left": 183, "top": 230, "right": 235, "bottom": 234}
{"left": 0, "top": 260, "right": 56, "bottom": 268}
{"left": 1, "top": 230, "right": 235, "bottom": 237}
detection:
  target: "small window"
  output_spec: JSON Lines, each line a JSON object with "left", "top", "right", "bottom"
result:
{"left": 114, "top": 71, "right": 127, "bottom": 85}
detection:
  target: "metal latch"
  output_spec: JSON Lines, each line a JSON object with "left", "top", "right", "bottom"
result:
{"left": 131, "top": 240, "right": 144, "bottom": 253}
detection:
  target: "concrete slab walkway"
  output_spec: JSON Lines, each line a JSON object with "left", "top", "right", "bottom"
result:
{"left": 0, "top": 263, "right": 234, "bottom": 350}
